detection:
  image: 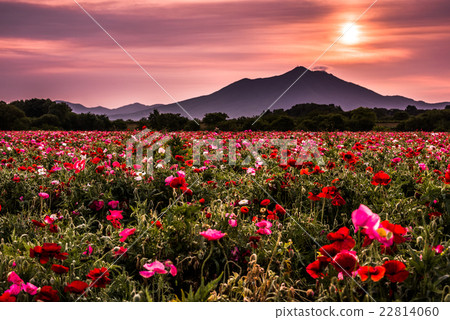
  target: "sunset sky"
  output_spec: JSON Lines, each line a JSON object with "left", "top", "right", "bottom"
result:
{"left": 1, "top": 0, "right": 449, "bottom": 108}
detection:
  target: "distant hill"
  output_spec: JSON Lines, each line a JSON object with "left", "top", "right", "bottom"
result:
{"left": 56, "top": 101, "right": 162, "bottom": 120}
{"left": 60, "top": 67, "right": 449, "bottom": 120}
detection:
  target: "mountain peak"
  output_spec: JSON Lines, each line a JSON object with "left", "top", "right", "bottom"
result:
{"left": 65, "top": 67, "right": 450, "bottom": 120}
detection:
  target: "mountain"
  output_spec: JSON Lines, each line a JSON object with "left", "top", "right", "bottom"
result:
{"left": 61, "top": 67, "right": 450, "bottom": 119}
{"left": 56, "top": 101, "right": 161, "bottom": 120}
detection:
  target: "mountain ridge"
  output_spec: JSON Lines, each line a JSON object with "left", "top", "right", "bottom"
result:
{"left": 58, "top": 67, "right": 449, "bottom": 120}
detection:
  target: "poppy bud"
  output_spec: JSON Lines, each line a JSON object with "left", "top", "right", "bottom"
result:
{"left": 306, "top": 289, "right": 314, "bottom": 297}
{"left": 133, "top": 294, "right": 141, "bottom": 302}
{"left": 416, "top": 236, "right": 423, "bottom": 245}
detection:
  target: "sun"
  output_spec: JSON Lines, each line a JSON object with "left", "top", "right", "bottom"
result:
{"left": 340, "top": 22, "right": 360, "bottom": 45}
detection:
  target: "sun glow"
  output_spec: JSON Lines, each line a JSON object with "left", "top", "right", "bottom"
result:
{"left": 341, "top": 22, "right": 360, "bottom": 45}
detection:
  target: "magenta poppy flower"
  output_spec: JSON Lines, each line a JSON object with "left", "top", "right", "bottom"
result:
{"left": 5, "top": 284, "right": 22, "bottom": 296}
{"left": 107, "top": 210, "right": 123, "bottom": 221}
{"left": 351, "top": 204, "right": 380, "bottom": 233}
{"left": 164, "top": 260, "right": 178, "bottom": 276}
{"left": 22, "top": 283, "right": 38, "bottom": 295}
{"left": 119, "top": 228, "right": 136, "bottom": 242}
{"left": 83, "top": 245, "right": 93, "bottom": 256}
{"left": 7, "top": 271, "right": 23, "bottom": 285}
{"left": 199, "top": 228, "right": 226, "bottom": 241}
{"left": 108, "top": 200, "right": 119, "bottom": 209}
{"left": 38, "top": 192, "right": 49, "bottom": 199}
{"left": 89, "top": 200, "right": 104, "bottom": 211}
{"left": 432, "top": 244, "right": 445, "bottom": 254}
{"left": 140, "top": 260, "right": 167, "bottom": 278}
{"left": 255, "top": 220, "right": 272, "bottom": 235}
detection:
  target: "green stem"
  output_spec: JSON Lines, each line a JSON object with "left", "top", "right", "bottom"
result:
{"left": 200, "top": 243, "right": 214, "bottom": 286}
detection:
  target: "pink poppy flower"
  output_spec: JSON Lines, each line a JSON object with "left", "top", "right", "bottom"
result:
{"left": 7, "top": 272, "right": 23, "bottom": 285}
{"left": 255, "top": 220, "right": 272, "bottom": 235}
{"left": 44, "top": 215, "right": 55, "bottom": 224}
{"left": 432, "top": 244, "right": 445, "bottom": 254}
{"left": 83, "top": 245, "right": 93, "bottom": 256}
{"left": 351, "top": 204, "right": 380, "bottom": 233}
{"left": 119, "top": 228, "right": 136, "bottom": 242}
{"left": 5, "top": 284, "right": 22, "bottom": 296}
{"left": 89, "top": 200, "right": 104, "bottom": 211}
{"left": 140, "top": 260, "right": 167, "bottom": 278}
{"left": 113, "top": 246, "right": 128, "bottom": 257}
{"left": 108, "top": 200, "right": 119, "bottom": 209}
{"left": 38, "top": 192, "right": 49, "bottom": 199}
{"left": 199, "top": 229, "right": 226, "bottom": 241}
{"left": 74, "top": 159, "right": 86, "bottom": 173}
{"left": 22, "top": 283, "right": 38, "bottom": 295}
{"left": 107, "top": 210, "right": 123, "bottom": 221}
{"left": 228, "top": 219, "right": 238, "bottom": 227}
{"left": 164, "top": 260, "right": 178, "bottom": 276}
{"left": 165, "top": 175, "right": 175, "bottom": 186}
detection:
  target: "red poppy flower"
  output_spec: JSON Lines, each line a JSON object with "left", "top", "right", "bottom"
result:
{"left": 51, "top": 264, "right": 69, "bottom": 274}
{"left": 260, "top": 199, "right": 270, "bottom": 206}
{"left": 225, "top": 180, "right": 237, "bottom": 187}
{"left": 170, "top": 177, "right": 187, "bottom": 188}
{"left": 306, "top": 259, "right": 328, "bottom": 279}
{"left": 240, "top": 206, "right": 249, "bottom": 214}
{"left": 319, "top": 244, "right": 341, "bottom": 261}
{"left": 428, "top": 212, "right": 442, "bottom": 219}
{"left": 151, "top": 220, "right": 163, "bottom": 229}
{"left": 380, "top": 221, "right": 407, "bottom": 244}
{"left": 65, "top": 281, "right": 89, "bottom": 294}
{"left": 87, "top": 267, "right": 111, "bottom": 288}
{"left": 274, "top": 204, "right": 286, "bottom": 215}
{"left": 331, "top": 251, "right": 358, "bottom": 276}
{"left": 358, "top": 266, "right": 385, "bottom": 282}
{"left": 383, "top": 260, "right": 409, "bottom": 283}
{"left": 326, "top": 161, "right": 336, "bottom": 170}
{"left": 380, "top": 244, "right": 397, "bottom": 255}
{"left": 331, "top": 194, "right": 346, "bottom": 206}
{"left": 249, "top": 236, "right": 261, "bottom": 249}
{"left": 185, "top": 159, "right": 193, "bottom": 166}
{"left": 180, "top": 186, "right": 193, "bottom": 196}
{"left": 352, "top": 142, "right": 365, "bottom": 151}
{"left": 31, "top": 220, "right": 46, "bottom": 228}
{"left": 49, "top": 224, "right": 58, "bottom": 233}
{"left": 318, "top": 186, "right": 338, "bottom": 199}
{"left": 30, "top": 243, "right": 68, "bottom": 264}
{"left": 308, "top": 192, "right": 320, "bottom": 201}
{"left": 266, "top": 212, "right": 279, "bottom": 220}
{"left": 0, "top": 292, "right": 16, "bottom": 302}
{"left": 327, "top": 227, "right": 356, "bottom": 251}
{"left": 341, "top": 151, "right": 358, "bottom": 164}
{"left": 36, "top": 286, "right": 60, "bottom": 302}
{"left": 371, "top": 171, "right": 391, "bottom": 186}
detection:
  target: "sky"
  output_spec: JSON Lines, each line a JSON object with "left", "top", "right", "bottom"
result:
{"left": 1, "top": 0, "right": 449, "bottom": 108}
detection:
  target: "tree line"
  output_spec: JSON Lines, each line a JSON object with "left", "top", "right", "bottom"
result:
{"left": 0, "top": 99, "right": 127, "bottom": 130}
{"left": 1, "top": 99, "right": 449, "bottom": 131}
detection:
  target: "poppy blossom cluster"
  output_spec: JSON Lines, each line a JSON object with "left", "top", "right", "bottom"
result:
{"left": 30, "top": 243, "right": 68, "bottom": 264}
{"left": 140, "top": 260, "right": 177, "bottom": 278}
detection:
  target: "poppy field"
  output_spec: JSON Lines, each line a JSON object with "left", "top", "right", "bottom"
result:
{"left": 0, "top": 130, "right": 449, "bottom": 302}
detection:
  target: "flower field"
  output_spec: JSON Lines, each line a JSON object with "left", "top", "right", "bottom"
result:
{"left": 0, "top": 130, "right": 449, "bottom": 302}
